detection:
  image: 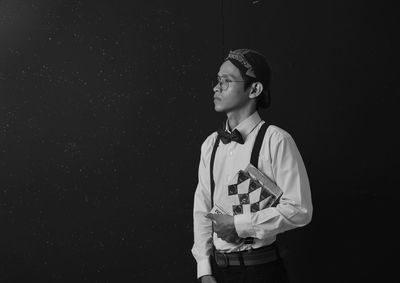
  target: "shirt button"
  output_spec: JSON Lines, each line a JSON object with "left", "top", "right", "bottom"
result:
{"left": 229, "top": 151, "right": 233, "bottom": 156}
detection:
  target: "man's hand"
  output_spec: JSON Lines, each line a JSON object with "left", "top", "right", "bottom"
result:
{"left": 206, "top": 213, "right": 241, "bottom": 243}
{"left": 200, "top": 275, "right": 217, "bottom": 283}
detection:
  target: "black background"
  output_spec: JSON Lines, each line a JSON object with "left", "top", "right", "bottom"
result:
{"left": 1, "top": 0, "right": 398, "bottom": 282}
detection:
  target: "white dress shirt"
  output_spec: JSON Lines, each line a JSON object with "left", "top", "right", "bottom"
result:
{"left": 191, "top": 111, "right": 313, "bottom": 278}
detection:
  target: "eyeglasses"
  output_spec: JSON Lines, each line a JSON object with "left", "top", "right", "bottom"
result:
{"left": 214, "top": 76, "right": 246, "bottom": 91}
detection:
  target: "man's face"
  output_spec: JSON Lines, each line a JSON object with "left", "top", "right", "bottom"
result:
{"left": 213, "top": 60, "right": 250, "bottom": 113}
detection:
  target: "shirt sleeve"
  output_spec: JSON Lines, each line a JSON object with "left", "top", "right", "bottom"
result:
{"left": 191, "top": 136, "right": 215, "bottom": 278}
{"left": 234, "top": 130, "right": 313, "bottom": 239}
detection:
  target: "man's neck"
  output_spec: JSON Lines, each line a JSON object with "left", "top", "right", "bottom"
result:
{"left": 226, "top": 106, "right": 257, "bottom": 130}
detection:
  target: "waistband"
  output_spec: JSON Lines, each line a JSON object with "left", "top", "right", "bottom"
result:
{"left": 213, "top": 243, "right": 286, "bottom": 268}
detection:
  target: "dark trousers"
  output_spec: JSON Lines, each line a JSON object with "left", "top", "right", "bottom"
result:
{"left": 211, "top": 256, "right": 290, "bottom": 283}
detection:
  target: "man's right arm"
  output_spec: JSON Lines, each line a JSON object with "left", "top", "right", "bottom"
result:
{"left": 191, "top": 136, "right": 216, "bottom": 279}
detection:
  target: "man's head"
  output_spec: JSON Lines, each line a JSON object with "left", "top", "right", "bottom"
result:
{"left": 213, "top": 49, "right": 271, "bottom": 113}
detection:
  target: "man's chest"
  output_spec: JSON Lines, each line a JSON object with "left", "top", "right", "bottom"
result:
{"left": 212, "top": 141, "right": 274, "bottom": 191}
{"left": 213, "top": 143, "right": 252, "bottom": 187}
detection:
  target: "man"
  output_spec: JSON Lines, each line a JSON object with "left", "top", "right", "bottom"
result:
{"left": 192, "top": 49, "right": 313, "bottom": 283}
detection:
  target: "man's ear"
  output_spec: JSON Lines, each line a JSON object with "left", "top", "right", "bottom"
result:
{"left": 249, "top": 82, "right": 263, "bottom": 99}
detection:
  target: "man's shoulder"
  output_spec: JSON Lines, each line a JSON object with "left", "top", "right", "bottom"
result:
{"left": 265, "top": 124, "right": 292, "bottom": 140}
{"left": 199, "top": 131, "right": 218, "bottom": 153}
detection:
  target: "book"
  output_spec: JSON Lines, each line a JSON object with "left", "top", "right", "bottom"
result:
{"left": 210, "top": 203, "right": 230, "bottom": 215}
{"left": 244, "top": 163, "right": 282, "bottom": 206}
{"left": 212, "top": 163, "right": 283, "bottom": 216}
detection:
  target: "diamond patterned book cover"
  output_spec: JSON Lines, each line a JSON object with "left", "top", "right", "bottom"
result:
{"left": 212, "top": 164, "right": 283, "bottom": 216}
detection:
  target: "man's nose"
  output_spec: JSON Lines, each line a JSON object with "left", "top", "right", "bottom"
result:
{"left": 213, "top": 82, "right": 221, "bottom": 92}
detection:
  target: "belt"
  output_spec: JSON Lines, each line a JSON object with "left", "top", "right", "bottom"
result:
{"left": 213, "top": 244, "right": 286, "bottom": 268}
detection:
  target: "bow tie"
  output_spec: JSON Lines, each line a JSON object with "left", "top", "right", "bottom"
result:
{"left": 217, "top": 129, "right": 244, "bottom": 144}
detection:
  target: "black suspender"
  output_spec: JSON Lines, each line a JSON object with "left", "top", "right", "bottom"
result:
{"left": 209, "top": 122, "right": 269, "bottom": 207}
{"left": 250, "top": 122, "right": 269, "bottom": 169}
{"left": 209, "top": 136, "right": 220, "bottom": 207}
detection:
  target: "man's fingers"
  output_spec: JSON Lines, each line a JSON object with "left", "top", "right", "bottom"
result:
{"left": 206, "top": 213, "right": 218, "bottom": 222}
{"left": 201, "top": 275, "right": 217, "bottom": 283}
{"left": 214, "top": 229, "right": 229, "bottom": 239}
{"left": 215, "top": 232, "right": 236, "bottom": 243}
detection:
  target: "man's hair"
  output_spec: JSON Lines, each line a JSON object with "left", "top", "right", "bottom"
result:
{"left": 225, "top": 49, "right": 272, "bottom": 109}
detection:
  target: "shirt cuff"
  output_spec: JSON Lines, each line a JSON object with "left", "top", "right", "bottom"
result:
{"left": 234, "top": 213, "right": 255, "bottom": 238}
{"left": 197, "top": 257, "right": 212, "bottom": 279}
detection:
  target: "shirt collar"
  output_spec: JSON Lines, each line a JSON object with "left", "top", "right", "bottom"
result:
{"left": 225, "top": 111, "right": 262, "bottom": 141}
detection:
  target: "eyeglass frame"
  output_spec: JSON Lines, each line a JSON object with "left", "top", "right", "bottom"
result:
{"left": 214, "top": 76, "right": 250, "bottom": 91}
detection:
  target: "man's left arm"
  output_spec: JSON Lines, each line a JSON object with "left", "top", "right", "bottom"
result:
{"left": 234, "top": 132, "right": 313, "bottom": 239}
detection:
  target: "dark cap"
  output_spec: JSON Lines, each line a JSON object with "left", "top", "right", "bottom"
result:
{"left": 225, "top": 48, "right": 271, "bottom": 108}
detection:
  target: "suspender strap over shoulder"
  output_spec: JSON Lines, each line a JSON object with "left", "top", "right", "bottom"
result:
{"left": 210, "top": 135, "right": 220, "bottom": 207}
{"left": 250, "top": 122, "right": 269, "bottom": 169}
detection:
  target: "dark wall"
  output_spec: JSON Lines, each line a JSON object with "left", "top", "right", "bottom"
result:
{"left": 0, "top": 0, "right": 398, "bottom": 282}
